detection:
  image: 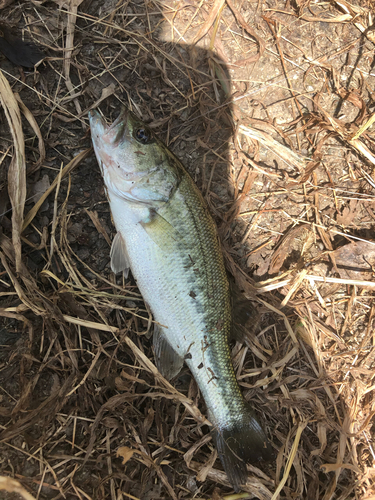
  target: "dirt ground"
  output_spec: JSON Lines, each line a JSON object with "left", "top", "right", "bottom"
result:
{"left": 0, "top": 0, "right": 375, "bottom": 499}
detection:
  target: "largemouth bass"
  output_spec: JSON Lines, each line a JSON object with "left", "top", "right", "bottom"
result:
{"left": 89, "top": 107, "right": 272, "bottom": 490}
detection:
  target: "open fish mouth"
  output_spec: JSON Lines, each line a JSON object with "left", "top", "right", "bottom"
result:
{"left": 88, "top": 108, "right": 129, "bottom": 148}
{"left": 88, "top": 109, "right": 107, "bottom": 135}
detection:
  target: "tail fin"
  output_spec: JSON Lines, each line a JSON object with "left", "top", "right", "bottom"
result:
{"left": 211, "top": 410, "right": 273, "bottom": 491}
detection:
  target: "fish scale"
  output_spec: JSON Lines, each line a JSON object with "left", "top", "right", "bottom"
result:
{"left": 89, "top": 107, "right": 273, "bottom": 491}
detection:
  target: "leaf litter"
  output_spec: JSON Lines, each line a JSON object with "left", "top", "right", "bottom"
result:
{"left": 0, "top": 0, "right": 375, "bottom": 499}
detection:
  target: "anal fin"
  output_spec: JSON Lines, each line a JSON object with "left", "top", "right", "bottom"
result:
{"left": 110, "top": 232, "right": 130, "bottom": 277}
{"left": 153, "top": 324, "right": 184, "bottom": 380}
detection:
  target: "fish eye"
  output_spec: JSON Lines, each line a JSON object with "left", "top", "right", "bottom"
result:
{"left": 134, "top": 127, "right": 152, "bottom": 144}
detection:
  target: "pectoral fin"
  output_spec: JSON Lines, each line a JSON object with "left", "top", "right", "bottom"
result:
{"left": 153, "top": 324, "right": 184, "bottom": 380}
{"left": 140, "top": 211, "right": 183, "bottom": 252}
{"left": 110, "top": 232, "right": 130, "bottom": 277}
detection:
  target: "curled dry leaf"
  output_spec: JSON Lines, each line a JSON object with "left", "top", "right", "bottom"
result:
{"left": 336, "top": 87, "right": 364, "bottom": 110}
{"left": 15, "top": 93, "right": 46, "bottom": 172}
{"left": 0, "top": 70, "right": 25, "bottom": 272}
{"left": 50, "top": 0, "right": 83, "bottom": 8}
{"left": 85, "top": 83, "right": 116, "bottom": 117}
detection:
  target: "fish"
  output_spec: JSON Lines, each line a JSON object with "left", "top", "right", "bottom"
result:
{"left": 88, "top": 107, "right": 273, "bottom": 491}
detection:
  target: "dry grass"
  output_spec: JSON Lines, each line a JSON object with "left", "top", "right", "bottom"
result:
{"left": 0, "top": 0, "right": 375, "bottom": 499}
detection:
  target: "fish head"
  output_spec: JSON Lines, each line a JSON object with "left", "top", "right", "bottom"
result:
{"left": 89, "top": 108, "right": 179, "bottom": 205}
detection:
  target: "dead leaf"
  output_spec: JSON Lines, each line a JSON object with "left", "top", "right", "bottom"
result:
{"left": 336, "top": 198, "right": 360, "bottom": 226}
{"left": 116, "top": 446, "right": 135, "bottom": 465}
{"left": 84, "top": 84, "right": 116, "bottom": 117}
{"left": 333, "top": 240, "right": 375, "bottom": 281}
{"left": 192, "top": 0, "right": 225, "bottom": 45}
{"left": 0, "top": 70, "right": 26, "bottom": 272}
{"left": 184, "top": 434, "right": 212, "bottom": 468}
{"left": 85, "top": 209, "right": 111, "bottom": 246}
{"left": 196, "top": 449, "right": 217, "bottom": 482}
{"left": 51, "top": 0, "right": 83, "bottom": 7}
{"left": 336, "top": 88, "right": 364, "bottom": 109}
{"left": 15, "top": 93, "right": 46, "bottom": 172}
{"left": 321, "top": 463, "right": 360, "bottom": 473}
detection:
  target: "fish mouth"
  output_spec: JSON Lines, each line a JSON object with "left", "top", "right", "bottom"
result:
{"left": 89, "top": 108, "right": 129, "bottom": 147}
{"left": 88, "top": 109, "right": 106, "bottom": 133}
